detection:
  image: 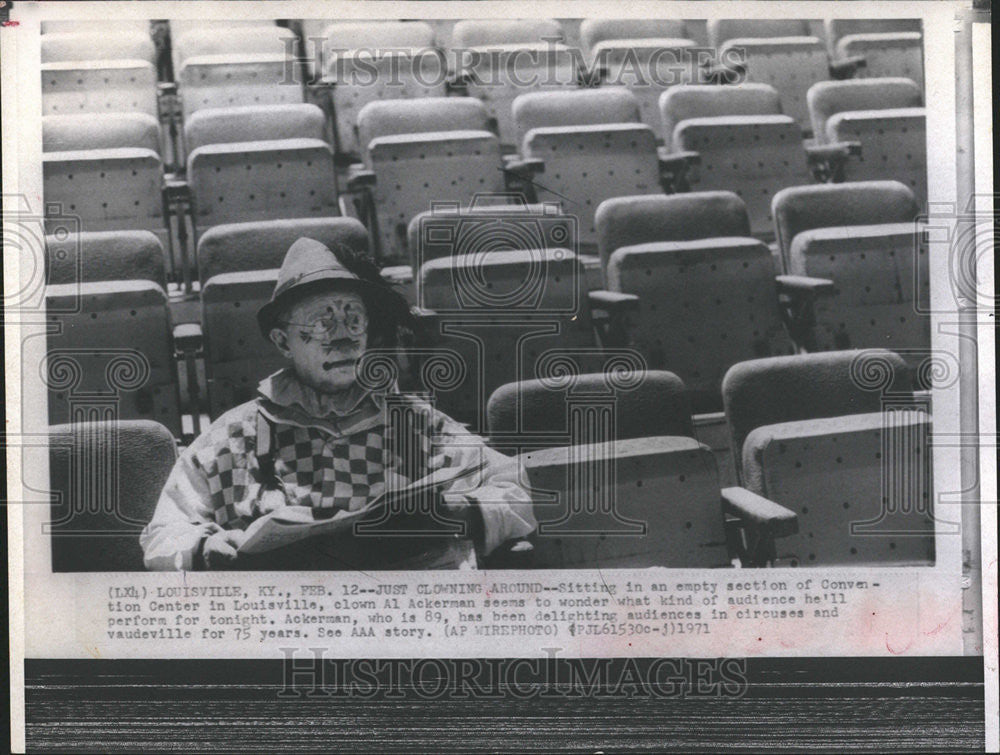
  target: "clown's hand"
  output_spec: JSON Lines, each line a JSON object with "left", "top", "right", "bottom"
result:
{"left": 202, "top": 529, "right": 248, "bottom": 569}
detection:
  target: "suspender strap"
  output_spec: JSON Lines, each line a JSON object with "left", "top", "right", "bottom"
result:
{"left": 255, "top": 407, "right": 278, "bottom": 489}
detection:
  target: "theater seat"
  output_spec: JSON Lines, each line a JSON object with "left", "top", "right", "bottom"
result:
{"left": 519, "top": 436, "right": 797, "bottom": 568}
{"left": 771, "top": 180, "right": 921, "bottom": 270}
{"left": 770, "top": 182, "right": 928, "bottom": 359}
{"left": 828, "top": 107, "right": 927, "bottom": 208}
{"left": 741, "top": 410, "right": 934, "bottom": 567}
{"left": 511, "top": 86, "right": 641, "bottom": 145}
{"left": 413, "top": 248, "right": 631, "bottom": 429}
{"left": 350, "top": 98, "right": 510, "bottom": 264}
{"left": 807, "top": 78, "right": 922, "bottom": 146}
{"left": 45, "top": 230, "right": 167, "bottom": 289}
{"left": 721, "top": 349, "right": 913, "bottom": 484}
{"left": 663, "top": 92, "right": 819, "bottom": 237}
{"left": 45, "top": 281, "right": 183, "bottom": 436}
{"left": 595, "top": 191, "right": 751, "bottom": 274}
{"left": 178, "top": 53, "right": 304, "bottom": 121}
{"left": 171, "top": 24, "right": 297, "bottom": 76}
{"left": 48, "top": 419, "right": 177, "bottom": 572}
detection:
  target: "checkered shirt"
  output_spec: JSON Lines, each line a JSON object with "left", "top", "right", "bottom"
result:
{"left": 186, "top": 396, "right": 437, "bottom": 530}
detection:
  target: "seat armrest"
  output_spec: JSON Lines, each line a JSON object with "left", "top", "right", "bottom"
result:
{"left": 776, "top": 275, "right": 835, "bottom": 297}
{"left": 805, "top": 141, "right": 861, "bottom": 182}
{"left": 503, "top": 157, "right": 544, "bottom": 178}
{"left": 172, "top": 322, "right": 203, "bottom": 354}
{"left": 658, "top": 150, "right": 700, "bottom": 192}
{"left": 588, "top": 289, "right": 639, "bottom": 312}
{"left": 587, "top": 290, "right": 638, "bottom": 348}
{"left": 380, "top": 265, "right": 413, "bottom": 286}
{"left": 829, "top": 55, "right": 866, "bottom": 80}
{"left": 775, "top": 276, "right": 834, "bottom": 353}
{"left": 701, "top": 61, "right": 746, "bottom": 84}
{"left": 345, "top": 168, "right": 376, "bottom": 193}
{"left": 721, "top": 486, "right": 798, "bottom": 539}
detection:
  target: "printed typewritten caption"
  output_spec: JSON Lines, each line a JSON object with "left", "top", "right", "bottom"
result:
{"left": 34, "top": 570, "right": 961, "bottom": 657}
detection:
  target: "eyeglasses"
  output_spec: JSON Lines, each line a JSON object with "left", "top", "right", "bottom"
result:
{"left": 280, "top": 302, "right": 368, "bottom": 339}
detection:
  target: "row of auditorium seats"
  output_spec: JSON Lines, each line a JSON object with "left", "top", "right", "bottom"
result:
{"left": 41, "top": 79, "right": 927, "bottom": 285}
{"left": 44, "top": 182, "right": 929, "bottom": 441}
{"left": 47, "top": 349, "right": 935, "bottom": 571}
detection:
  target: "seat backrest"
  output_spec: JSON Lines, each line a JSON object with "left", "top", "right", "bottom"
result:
{"left": 407, "top": 202, "right": 577, "bottom": 272}
{"left": 452, "top": 19, "right": 564, "bottom": 47}
{"left": 772, "top": 180, "right": 920, "bottom": 271}
{"left": 659, "top": 83, "right": 782, "bottom": 149}
{"left": 828, "top": 107, "right": 927, "bottom": 208}
{"left": 722, "top": 349, "right": 912, "bottom": 482}
{"left": 367, "top": 130, "right": 505, "bottom": 265}
{"left": 325, "top": 50, "right": 449, "bottom": 155}
{"left": 43, "top": 20, "right": 151, "bottom": 35}
{"left": 187, "top": 138, "right": 337, "bottom": 230}
{"left": 48, "top": 419, "right": 177, "bottom": 572}
{"left": 42, "top": 60, "right": 158, "bottom": 116}
{"left": 590, "top": 39, "right": 701, "bottom": 130}
{"left": 607, "top": 238, "right": 793, "bottom": 412}
{"left": 46, "top": 230, "right": 167, "bottom": 289}
{"left": 707, "top": 19, "right": 812, "bottom": 47}
{"left": 45, "top": 280, "right": 181, "bottom": 435}
{"left": 184, "top": 103, "right": 326, "bottom": 152}
{"left": 459, "top": 43, "right": 581, "bottom": 147}
{"left": 356, "top": 97, "right": 491, "bottom": 160}
{"left": 512, "top": 87, "right": 640, "bottom": 145}
{"left": 719, "top": 36, "right": 830, "bottom": 132}
{"left": 196, "top": 216, "right": 369, "bottom": 286}
{"left": 595, "top": 191, "right": 751, "bottom": 273}
{"left": 416, "top": 249, "right": 595, "bottom": 426}
{"left": 673, "top": 114, "right": 811, "bottom": 238}
{"left": 43, "top": 148, "right": 164, "bottom": 236}
{"left": 41, "top": 31, "right": 157, "bottom": 64}
{"left": 789, "top": 222, "right": 930, "bottom": 355}
{"left": 742, "top": 410, "right": 934, "bottom": 567}
{"left": 523, "top": 123, "right": 662, "bottom": 245}
{"left": 807, "top": 78, "right": 922, "bottom": 143}
{"left": 579, "top": 19, "right": 688, "bottom": 55}
{"left": 201, "top": 269, "right": 287, "bottom": 417}
{"left": 487, "top": 370, "right": 694, "bottom": 445}
{"left": 824, "top": 18, "right": 922, "bottom": 52}
{"left": 836, "top": 32, "right": 924, "bottom": 92}
{"left": 320, "top": 20, "right": 436, "bottom": 51}
{"left": 173, "top": 24, "right": 297, "bottom": 70}
{"left": 178, "top": 54, "right": 304, "bottom": 120}
{"left": 43, "top": 112, "right": 161, "bottom": 153}
{"left": 523, "top": 436, "right": 732, "bottom": 568}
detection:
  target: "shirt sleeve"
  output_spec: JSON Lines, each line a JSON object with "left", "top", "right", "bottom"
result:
{"left": 428, "top": 409, "right": 537, "bottom": 556}
{"left": 139, "top": 447, "right": 221, "bottom": 571}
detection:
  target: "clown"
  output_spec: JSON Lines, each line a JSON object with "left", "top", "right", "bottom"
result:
{"left": 141, "top": 238, "right": 537, "bottom": 570}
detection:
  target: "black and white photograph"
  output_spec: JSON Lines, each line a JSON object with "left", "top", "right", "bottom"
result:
{"left": 3, "top": 1, "right": 995, "bottom": 751}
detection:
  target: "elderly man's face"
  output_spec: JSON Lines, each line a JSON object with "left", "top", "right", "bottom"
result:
{"left": 269, "top": 289, "right": 368, "bottom": 394}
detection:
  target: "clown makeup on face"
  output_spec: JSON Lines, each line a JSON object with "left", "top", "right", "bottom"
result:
{"left": 269, "top": 288, "right": 369, "bottom": 395}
